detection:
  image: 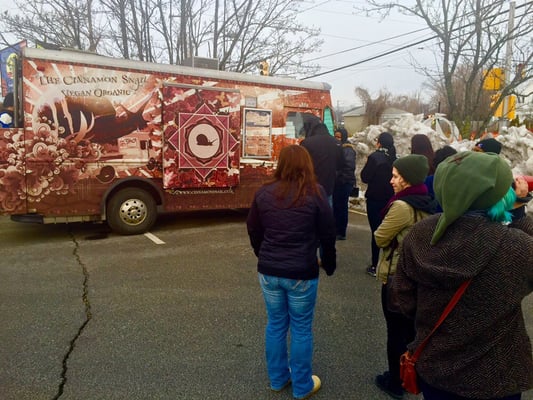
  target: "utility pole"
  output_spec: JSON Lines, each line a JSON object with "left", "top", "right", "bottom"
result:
{"left": 501, "top": 1, "right": 515, "bottom": 131}
{"left": 180, "top": 0, "right": 188, "bottom": 61}
{"left": 213, "top": 0, "right": 219, "bottom": 59}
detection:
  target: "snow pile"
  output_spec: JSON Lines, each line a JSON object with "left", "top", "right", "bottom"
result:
{"left": 349, "top": 114, "right": 533, "bottom": 213}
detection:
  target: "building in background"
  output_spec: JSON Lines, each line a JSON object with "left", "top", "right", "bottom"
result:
{"left": 342, "top": 106, "right": 411, "bottom": 134}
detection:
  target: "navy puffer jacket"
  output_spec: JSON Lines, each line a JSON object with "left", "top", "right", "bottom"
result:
{"left": 247, "top": 182, "right": 336, "bottom": 279}
{"left": 336, "top": 143, "right": 356, "bottom": 186}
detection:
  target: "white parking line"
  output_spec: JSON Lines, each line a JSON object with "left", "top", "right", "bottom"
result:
{"left": 144, "top": 232, "right": 165, "bottom": 244}
{"left": 349, "top": 209, "right": 367, "bottom": 216}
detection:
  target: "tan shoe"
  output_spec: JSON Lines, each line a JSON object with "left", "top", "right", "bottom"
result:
{"left": 296, "top": 375, "right": 321, "bottom": 399}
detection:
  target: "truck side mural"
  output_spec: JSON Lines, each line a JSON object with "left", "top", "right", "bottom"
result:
{"left": 0, "top": 47, "right": 333, "bottom": 234}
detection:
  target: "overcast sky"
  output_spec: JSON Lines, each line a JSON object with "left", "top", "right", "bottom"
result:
{"left": 1, "top": 0, "right": 525, "bottom": 112}
{"left": 0, "top": 0, "right": 441, "bottom": 109}
{"left": 296, "top": 0, "right": 440, "bottom": 109}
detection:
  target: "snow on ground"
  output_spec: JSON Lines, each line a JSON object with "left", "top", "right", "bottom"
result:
{"left": 348, "top": 114, "right": 533, "bottom": 213}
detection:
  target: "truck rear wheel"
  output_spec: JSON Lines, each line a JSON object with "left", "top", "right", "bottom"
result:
{"left": 106, "top": 188, "right": 157, "bottom": 235}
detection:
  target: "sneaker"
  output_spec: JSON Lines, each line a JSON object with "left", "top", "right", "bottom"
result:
{"left": 295, "top": 375, "right": 321, "bottom": 399}
{"left": 271, "top": 379, "right": 291, "bottom": 392}
{"left": 375, "top": 372, "right": 403, "bottom": 399}
{"left": 366, "top": 265, "right": 377, "bottom": 277}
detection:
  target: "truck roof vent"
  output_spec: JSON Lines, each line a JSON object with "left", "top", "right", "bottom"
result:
{"left": 182, "top": 56, "right": 220, "bottom": 70}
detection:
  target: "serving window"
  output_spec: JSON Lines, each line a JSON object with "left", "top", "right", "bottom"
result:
{"left": 242, "top": 108, "right": 272, "bottom": 158}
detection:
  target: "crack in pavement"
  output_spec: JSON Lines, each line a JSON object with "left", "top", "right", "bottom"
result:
{"left": 53, "top": 229, "right": 92, "bottom": 400}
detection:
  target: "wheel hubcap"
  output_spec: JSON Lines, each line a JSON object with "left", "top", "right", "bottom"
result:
{"left": 119, "top": 198, "right": 147, "bottom": 226}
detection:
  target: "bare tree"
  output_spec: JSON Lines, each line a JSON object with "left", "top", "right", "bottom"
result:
{"left": 215, "top": 0, "right": 322, "bottom": 76}
{"left": 355, "top": 87, "right": 391, "bottom": 125}
{"left": 427, "top": 63, "right": 495, "bottom": 127}
{"left": 354, "top": 87, "right": 429, "bottom": 124}
{"left": 99, "top": 0, "right": 131, "bottom": 58}
{"left": 389, "top": 92, "right": 430, "bottom": 115}
{"left": 94, "top": 0, "right": 164, "bottom": 62}
{"left": 0, "top": 0, "right": 321, "bottom": 77}
{"left": 2, "top": 0, "right": 102, "bottom": 50}
{"left": 363, "top": 0, "right": 533, "bottom": 138}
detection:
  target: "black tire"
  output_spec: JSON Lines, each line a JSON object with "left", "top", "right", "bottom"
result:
{"left": 106, "top": 188, "right": 157, "bottom": 235}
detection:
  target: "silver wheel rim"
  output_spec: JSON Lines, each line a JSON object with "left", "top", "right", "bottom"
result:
{"left": 119, "top": 198, "right": 147, "bottom": 226}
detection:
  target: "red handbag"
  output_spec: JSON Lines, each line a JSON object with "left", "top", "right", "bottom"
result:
{"left": 400, "top": 279, "right": 471, "bottom": 394}
{"left": 399, "top": 350, "right": 419, "bottom": 393}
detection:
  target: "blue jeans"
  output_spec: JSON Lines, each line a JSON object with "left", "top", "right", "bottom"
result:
{"left": 258, "top": 273, "right": 318, "bottom": 399}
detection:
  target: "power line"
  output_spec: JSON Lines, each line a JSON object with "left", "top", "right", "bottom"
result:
{"left": 302, "top": 35, "right": 436, "bottom": 79}
{"left": 302, "top": 1, "right": 531, "bottom": 80}
{"left": 299, "top": 0, "right": 334, "bottom": 13}
{"left": 304, "top": 27, "right": 431, "bottom": 63}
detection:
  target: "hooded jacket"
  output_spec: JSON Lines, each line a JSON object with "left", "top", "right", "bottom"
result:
{"left": 334, "top": 128, "right": 356, "bottom": 186}
{"left": 392, "top": 214, "right": 533, "bottom": 398}
{"left": 300, "top": 124, "right": 343, "bottom": 196}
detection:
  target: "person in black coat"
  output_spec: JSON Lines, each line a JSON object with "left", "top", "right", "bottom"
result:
{"left": 300, "top": 122, "right": 343, "bottom": 202}
{"left": 360, "top": 132, "right": 396, "bottom": 276}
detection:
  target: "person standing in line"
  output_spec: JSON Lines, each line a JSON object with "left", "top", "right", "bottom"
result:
{"left": 333, "top": 127, "right": 356, "bottom": 240}
{"left": 392, "top": 151, "right": 533, "bottom": 400}
{"left": 360, "top": 132, "right": 396, "bottom": 276}
{"left": 0, "top": 92, "right": 14, "bottom": 128}
{"left": 424, "top": 145, "right": 457, "bottom": 212}
{"left": 299, "top": 114, "right": 322, "bottom": 140}
{"left": 410, "top": 134, "right": 435, "bottom": 175}
{"left": 470, "top": 138, "right": 531, "bottom": 220}
{"left": 373, "top": 154, "right": 437, "bottom": 399}
{"left": 512, "top": 175, "right": 532, "bottom": 217}
{"left": 472, "top": 137, "right": 502, "bottom": 154}
{"left": 247, "top": 145, "right": 336, "bottom": 400}
{"left": 300, "top": 122, "right": 343, "bottom": 206}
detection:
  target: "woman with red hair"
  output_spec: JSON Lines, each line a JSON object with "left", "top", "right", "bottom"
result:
{"left": 410, "top": 134, "right": 435, "bottom": 175}
{"left": 247, "top": 145, "right": 336, "bottom": 399}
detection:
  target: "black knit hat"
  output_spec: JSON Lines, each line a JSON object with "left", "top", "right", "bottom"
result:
{"left": 393, "top": 154, "right": 429, "bottom": 185}
{"left": 377, "top": 132, "right": 393, "bottom": 147}
{"left": 475, "top": 138, "right": 502, "bottom": 154}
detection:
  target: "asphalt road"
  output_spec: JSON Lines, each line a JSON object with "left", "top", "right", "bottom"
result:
{"left": 0, "top": 211, "right": 532, "bottom": 400}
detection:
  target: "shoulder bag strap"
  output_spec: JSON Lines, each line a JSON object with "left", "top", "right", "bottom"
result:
{"left": 411, "top": 279, "right": 472, "bottom": 361}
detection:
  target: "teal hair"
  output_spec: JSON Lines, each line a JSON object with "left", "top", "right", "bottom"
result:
{"left": 487, "top": 187, "right": 516, "bottom": 223}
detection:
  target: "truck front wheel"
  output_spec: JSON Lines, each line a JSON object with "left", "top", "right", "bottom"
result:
{"left": 106, "top": 188, "right": 157, "bottom": 235}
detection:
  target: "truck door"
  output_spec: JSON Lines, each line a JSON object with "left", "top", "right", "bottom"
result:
{"left": 161, "top": 83, "right": 241, "bottom": 189}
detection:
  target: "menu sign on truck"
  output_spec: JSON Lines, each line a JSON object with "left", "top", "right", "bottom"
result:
{"left": 243, "top": 108, "right": 272, "bottom": 158}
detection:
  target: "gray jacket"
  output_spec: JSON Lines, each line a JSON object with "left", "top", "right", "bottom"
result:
{"left": 393, "top": 214, "right": 533, "bottom": 398}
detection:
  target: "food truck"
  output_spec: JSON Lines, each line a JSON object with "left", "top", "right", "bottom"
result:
{"left": 0, "top": 47, "right": 334, "bottom": 234}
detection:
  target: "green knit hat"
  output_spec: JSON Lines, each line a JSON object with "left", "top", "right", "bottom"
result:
{"left": 393, "top": 154, "right": 429, "bottom": 185}
{"left": 431, "top": 151, "right": 513, "bottom": 244}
